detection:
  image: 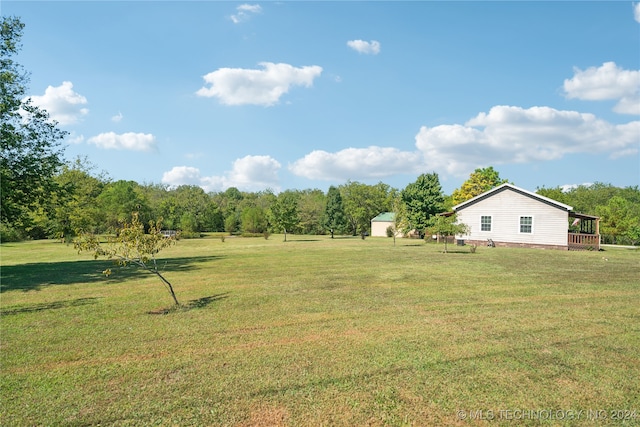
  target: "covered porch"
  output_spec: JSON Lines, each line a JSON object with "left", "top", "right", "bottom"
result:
{"left": 568, "top": 212, "right": 600, "bottom": 251}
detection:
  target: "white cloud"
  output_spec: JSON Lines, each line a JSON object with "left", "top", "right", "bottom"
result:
{"left": 560, "top": 183, "right": 594, "bottom": 192}
{"left": 613, "top": 95, "right": 640, "bottom": 115}
{"left": 289, "top": 146, "right": 421, "bottom": 181}
{"left": 224, "top": 155, "right": 281, "bottom": 189}
{"left": 290, "top": 105, "right": 639, "bottom": 183}
{"left": 162, "top": 155, "right": 281, "bottom": 192}
{"left": 563, "top": 62, "right": 640, "bottom": 115}
{"left": 634, "top": 3, "right": 640, "bottom": 23}
{"left": 87, "top": 132, "right": 157, "bottom": 151}
{"left": 27, "top": 81, "right": 88, "bottom": 125}
{"left": 66, "top": 132, "right": 85, "bottom": 145}
{"left": 230, "top": 4, "right": 262, "bottom": 24}
{"left": 347, "top": 39, "right": 381, "bottom": 55}
{"left": 414, "top": 105, "right": 640, "bottom": 175}
{"left": 196, "top": 62, "right": 323, "bottom": 106}
{"left": 111, "top": 112, "right": 123, "bottom": 123}
{"left": 161, "top": 166, "right": 203, "bottom": 187}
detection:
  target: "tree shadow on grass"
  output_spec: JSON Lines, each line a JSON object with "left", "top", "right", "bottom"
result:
{"left": 147, "top": 292, "right": 230, "bottom": 315}
{"left": 0, "top": 256, "right": 224, "bottom": 293}
{"left": 0, "top": 297, "right": 102, "bottom": 315}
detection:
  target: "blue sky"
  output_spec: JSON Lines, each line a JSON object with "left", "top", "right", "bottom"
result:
{"left": 4, "top": 1, "right": 640, "bottom": 194}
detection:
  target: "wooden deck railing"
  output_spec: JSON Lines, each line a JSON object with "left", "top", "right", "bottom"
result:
{"left": 568, "top": 233, "right": 600, "bottom": 251}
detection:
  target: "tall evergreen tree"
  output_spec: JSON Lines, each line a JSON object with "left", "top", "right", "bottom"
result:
{"left": 323, "top": 185, "right": 347, "bottom": 238}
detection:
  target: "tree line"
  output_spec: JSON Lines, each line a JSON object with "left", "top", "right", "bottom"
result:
{"left": 3, "top": 155, "right": 639, "bottom": 246}
{"left": 2, "top": 16, "right": 639, "bottom": 245}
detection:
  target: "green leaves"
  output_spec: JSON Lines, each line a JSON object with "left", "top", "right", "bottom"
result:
{"left": 451, "top": 167, "right": 508, "bottom": 206}
{"left": 1, "top": 17, "right": 67, "bottom": 231}
{"left": 268, "top": 191, "right": 300, "bottom": 241}
{"left": 426, "top": 214, "right": 470, "bottom": 253}
{"left": 401, "top": 173, "right": 445, "bottom": 236}
{"left": 596, "top": 196, "right": 640, "bottom": 245}
{"left": 340, "top": 181, "right": 394, "bottom": 236}
{"left": 74, "top": 212, "right": 180, "bottom": 305}
{"left": 323, "top": 185, "right": 347, "bottom": 235}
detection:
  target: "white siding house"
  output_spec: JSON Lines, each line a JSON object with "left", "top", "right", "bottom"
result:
{"left": 452, "top": 183, "right": 595, "bottom": 250}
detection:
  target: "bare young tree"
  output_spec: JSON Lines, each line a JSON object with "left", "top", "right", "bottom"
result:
{"left": 426, "top": 214, "right": 470, "bottom": 253}
{"left": 74, "top": 213, "right": 180, "bottom": 305}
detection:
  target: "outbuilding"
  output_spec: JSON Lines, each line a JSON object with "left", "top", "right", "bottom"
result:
{"left": 371, "top": 212, "right": 397, "bottom": 237}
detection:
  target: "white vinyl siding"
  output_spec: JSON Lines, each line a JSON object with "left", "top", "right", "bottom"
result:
{"left": 481, "top": 216, "right": 492, "bottom": 231}
{"left": 455, "top": 187, "right": 569, "bottom": 246}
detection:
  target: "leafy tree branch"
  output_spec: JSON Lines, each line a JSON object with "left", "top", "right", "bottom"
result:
{"left": 74, "top": 213, "right": 180, "bottom": 305}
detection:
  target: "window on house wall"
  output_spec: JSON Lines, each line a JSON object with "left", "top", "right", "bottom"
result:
{"left": 481, "top": 216, "right": 492, "bottom": 231}
{"left": 520, "top": 216, "right": 533, "bottom": 233}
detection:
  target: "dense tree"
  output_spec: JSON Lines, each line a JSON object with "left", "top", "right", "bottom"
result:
{"left": 153, "top": 193, "right": 180, "bottom": 230}
{"left": 401, "top": 173, "right": 445, "bottom": 237}
{"left": 97, "top": 180, "right": 151, "bottom": 232}
{"left": 22, "top": 157, "right": 106, "bottom": 240}
{"left": 596, "top": 196, "right": 640, "bottom": 245}
{"left": 179, "top": 212, "right": 198, "bottom": 233}
{"left": 46, "top": 157, "right": 106, "bottom": 238}
{"left": 143, "top": 183, "right": 223, "bottom": 233}
{"left": 172, "top": 185, "right": 212, "bottom": 232}
{"left": 224, "top": 213, "right": 239, "bottom": 235}
{"left": 297, "top": 189, "right": 326, "bottom": 235}
{"left": 323, "top": 185, "right": 347, "bottom": 238}
{"left": 1, "top": 17, "right": 67, "bottom": 238}
{"left": 535, "top": 186, "right": 571, "bottom": 206}
{"left": 340, "top": 181, "right": 394, "bottom": 236}
{"left": 538, "top": 183, "right": 640, "bottom": 245}
{"left": 268, "top": 190, "right": 300, "bottom": 241}
{"left": 241, "top": 206, "right": 267, "bottom": 233}
{"left": 563, "top": 182, "right": 620, "bottom": 214}
{"left": 212, "top": 187, "right": 245, "bottom": 233}
{"left": 451, "top": 167, "right": 508, "bottom": 205}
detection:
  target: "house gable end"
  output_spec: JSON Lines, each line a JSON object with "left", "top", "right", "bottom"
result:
{"left": 453, "top": 184, "right": 572, "bottom": 213}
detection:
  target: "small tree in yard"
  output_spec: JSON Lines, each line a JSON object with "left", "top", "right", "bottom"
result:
{"left": 268, "top": 191, "right": 299, "bottom": 242}
{"left": 426, "top": 214, "right": 470, "bottom": 253}
{"left": 390, "top": 196, "right": 409, "bottom": 246}
{"left": 74, "top": 212, "right": 180, "bottom": 305}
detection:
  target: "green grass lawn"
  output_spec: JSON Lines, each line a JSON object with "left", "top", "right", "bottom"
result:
{"left": 1, "top": 236, "right": 639, "bottom": 426}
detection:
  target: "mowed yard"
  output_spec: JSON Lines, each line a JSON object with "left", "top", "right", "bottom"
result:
{"left": 1, "top": 236, "right": 639, "bottom": 426}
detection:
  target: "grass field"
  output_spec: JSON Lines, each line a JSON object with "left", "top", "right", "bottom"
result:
{"left": 1, "top": 236, "right": 639, "bottom": 426}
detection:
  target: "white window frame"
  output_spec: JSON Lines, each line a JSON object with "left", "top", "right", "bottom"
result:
{"left": 480, "top": 215, "right": 492, "bottom": 232}
{"left": 519, "top": 216, "right": 533, "bottom": 234}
